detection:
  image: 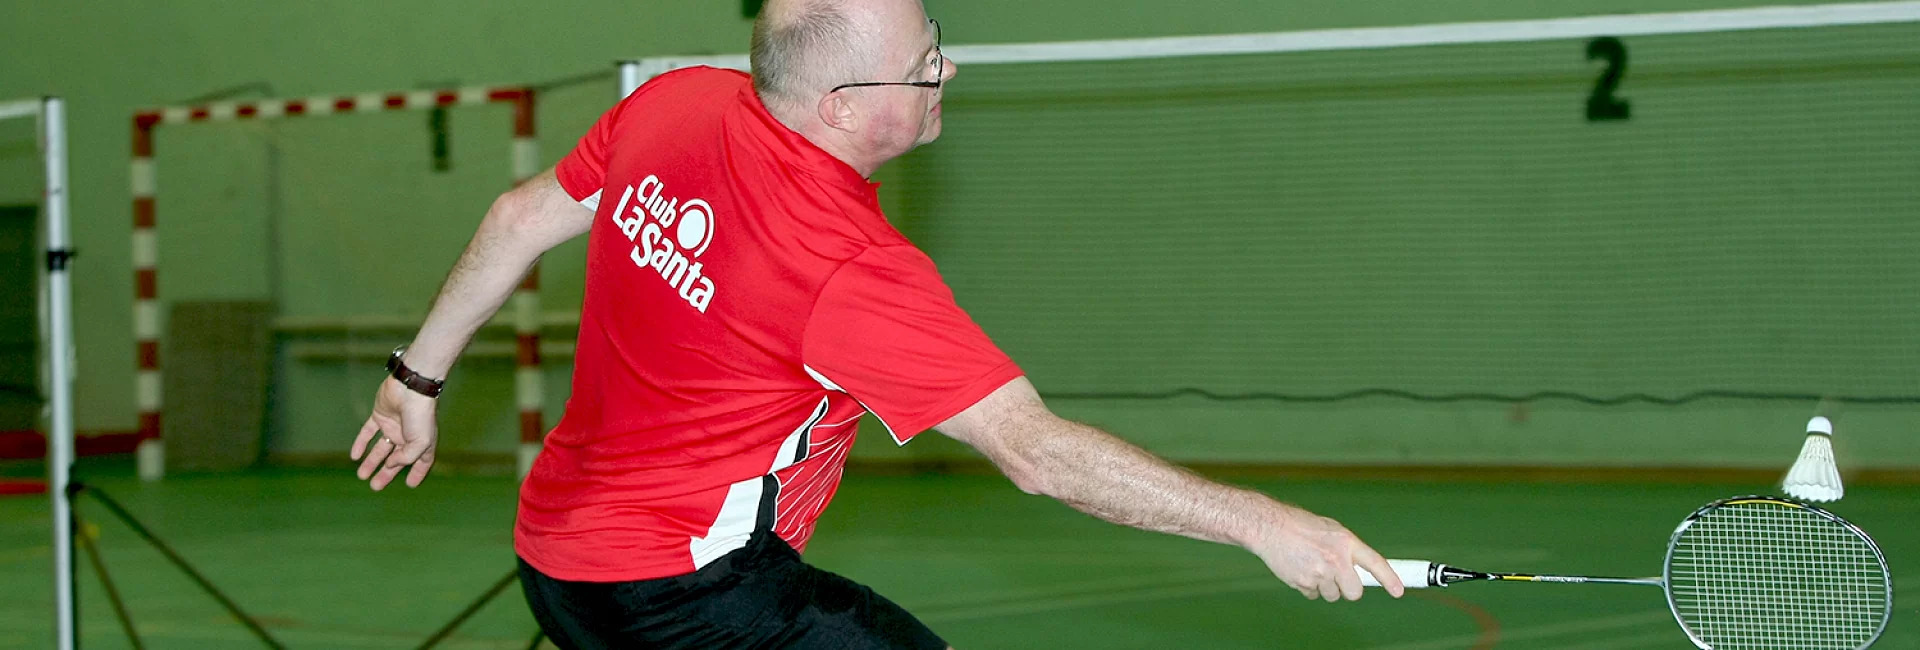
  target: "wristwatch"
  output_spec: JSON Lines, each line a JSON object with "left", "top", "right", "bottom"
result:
{"left": 386, "top": 345, "right": 446, "bottom": 398}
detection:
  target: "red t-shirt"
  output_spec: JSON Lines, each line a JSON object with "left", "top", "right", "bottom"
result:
{"left": 515, "top": 67, "right": 1023, "bottom": 582}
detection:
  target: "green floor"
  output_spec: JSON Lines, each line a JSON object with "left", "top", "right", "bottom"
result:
{"left": 1, "top": 463, "right": 1914, "bottom": 649}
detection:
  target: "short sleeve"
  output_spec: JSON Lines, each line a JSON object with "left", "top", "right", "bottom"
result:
{"left": 554, "top": 99, "right": 621, "bottom": 210}
{"left": 803, "top": 246, "right": 1023, "bottom": 443}
{"left": 553, "top": 68, "right": 698, "bottom": 210}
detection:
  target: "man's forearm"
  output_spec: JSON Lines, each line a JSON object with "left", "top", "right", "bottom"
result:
{"left": 1006, "top": 416, "right": 1274, "bottom": 548}
{"left": 940, "top": 378, "right": 1398, "bottom": 600}
{"left": 402, "top": 171, "right": 591, "bottom": 378}
{"left": 402, "top": 222, "right": 539, "bottom": 377}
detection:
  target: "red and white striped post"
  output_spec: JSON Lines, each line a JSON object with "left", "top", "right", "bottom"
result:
{"left": 130, "top": 113, "right": 163, "bottom": 481}
{"left": 509, "top": 90, "right": 544, "bottom": 478}
{"left": 130, "top": 86, "right": 541, "bottom": 481}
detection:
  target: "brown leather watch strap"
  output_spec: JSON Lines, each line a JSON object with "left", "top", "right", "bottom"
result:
{"left": 386, "top": 346, "right": 445, "bottom": 398}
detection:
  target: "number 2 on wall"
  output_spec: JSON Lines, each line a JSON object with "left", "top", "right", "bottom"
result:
{"left": 1586, "top": 37, "right": 1632, "bottom": 122}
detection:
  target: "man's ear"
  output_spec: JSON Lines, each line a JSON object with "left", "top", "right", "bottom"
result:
{"left": 816, "top": 91, "right": 859, "bottom": 134}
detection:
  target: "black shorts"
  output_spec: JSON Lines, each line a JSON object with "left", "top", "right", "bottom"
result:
{"left": 517, "top": 533, "right": 947, "bottom": 649}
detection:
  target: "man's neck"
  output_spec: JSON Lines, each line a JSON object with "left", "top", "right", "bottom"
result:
{"left": 764, "top": 97, "right": 880, "bottom": 178}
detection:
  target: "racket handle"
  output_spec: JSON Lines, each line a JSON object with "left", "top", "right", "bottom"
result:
{"left": 1356, "top": 559, "right": 1437, "bottom": 589}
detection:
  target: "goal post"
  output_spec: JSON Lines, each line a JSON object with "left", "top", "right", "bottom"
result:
{"left": 129, "top": 86, "right": 549, "bottom": 481}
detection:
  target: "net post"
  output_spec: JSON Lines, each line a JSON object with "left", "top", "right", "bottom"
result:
{"left": 618, "top": 60, "right": 645, "bottom": 98}
{"left": 32, "top": 94, "right": 79, "bottom": 650}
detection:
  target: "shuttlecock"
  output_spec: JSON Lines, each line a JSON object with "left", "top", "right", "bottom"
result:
{"left": 1782, "top": 416, "right": 1843, "bottom": 502}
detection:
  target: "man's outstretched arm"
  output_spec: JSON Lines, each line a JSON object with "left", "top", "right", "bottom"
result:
{"left": 351, "top": 169, "right": 593, "bottom": 490}
{"left": 936, "top": 376, "right": 1406, "bottom": 601}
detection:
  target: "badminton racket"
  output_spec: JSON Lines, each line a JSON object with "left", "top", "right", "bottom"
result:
{"left": 1356, "top": 496, "right": 1892, "bottom": 649}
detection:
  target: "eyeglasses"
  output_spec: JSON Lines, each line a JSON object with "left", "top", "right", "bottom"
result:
{"left": 830, "top": 19, "right": 943, "bottom": 92}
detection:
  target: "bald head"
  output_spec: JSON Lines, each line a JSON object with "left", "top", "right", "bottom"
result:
{"left": 750, "top": 0, "right": 951, "bottom": 177}
{"left": 751, "top": 0, "right": 872, "bottom": 109}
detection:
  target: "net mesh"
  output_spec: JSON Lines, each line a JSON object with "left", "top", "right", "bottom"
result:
{"left": 897, "top": 18, "right": 1920, "bottom": 406}
{"left": 1667, "top": 500, "right": 1890, "bottom": 649}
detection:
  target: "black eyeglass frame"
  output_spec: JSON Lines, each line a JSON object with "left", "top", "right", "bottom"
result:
{"left": 829, "top": 19, "right": 942, "bottom": 93}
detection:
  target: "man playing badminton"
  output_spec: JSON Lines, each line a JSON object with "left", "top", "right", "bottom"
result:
{"left": 350, "top": 0, "right": 1404, "bottom": 646}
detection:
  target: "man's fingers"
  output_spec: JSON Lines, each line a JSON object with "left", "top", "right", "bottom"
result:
{"left": 369, "top": 460, "right": 405, "bottom": 491}
{"left": 1351, "top": 544, "right": 1406, "bottom": 598}
{"left": 351, "top": 417, "right": 380, "bottom": 460}
{"left": 404, "top": 448, "right": 435, "bottom": 488}
{"left": 386, "top": 427, "right": 415, "bottom": 466}
{"left": 1333, "top": 555, "right": 1365, "bottom": 601}
{"left": 357, "top": 437, "right": 395, "bottom": 481}
{"left": 386, "top": 439, "right": 412, "bottom": 468}
{"left": 382, "top": 426, "right": 414, "bottom": 470}
{"left": 1317, "top": 578, "right": 1341, "bottom": 602}
{"left": 1336, "top": 571, "right": 1367, "bottom": 602}
{"left": 354, "top": 380, "right": 437, "bottom": 491}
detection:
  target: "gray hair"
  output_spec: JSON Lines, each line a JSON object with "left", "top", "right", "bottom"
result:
{"left": 751, "top": 1, "right": 869, "bottom": 107}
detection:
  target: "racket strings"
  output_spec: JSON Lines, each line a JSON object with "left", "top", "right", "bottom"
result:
{"left": 1667, "top": 501, "right": 1889, "bottom": 649}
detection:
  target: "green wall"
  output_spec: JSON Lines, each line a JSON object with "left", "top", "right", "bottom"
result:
{"left": 1, "top": 0, "right": 1911, "bottom": 470}
{"left": 892, "top": 21, "right": 1920, "bottom": 467}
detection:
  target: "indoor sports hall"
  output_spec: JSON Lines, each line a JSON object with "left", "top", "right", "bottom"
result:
{"left": 2, "top": 1, "right": 1915, "bottom": 648}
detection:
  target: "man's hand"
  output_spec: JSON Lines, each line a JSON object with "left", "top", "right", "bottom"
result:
{"left": 350, "top": 377, "right": 439, "bottom": 490}
{"left": 1248, "top": 503, "right": 1405, "bottom": 601}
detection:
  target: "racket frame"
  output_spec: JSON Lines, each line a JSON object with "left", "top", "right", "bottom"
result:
{"left": 1660, "top": 495, "right": 1893, "bottom": 650}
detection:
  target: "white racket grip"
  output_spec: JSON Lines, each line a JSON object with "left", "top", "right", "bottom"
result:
{"left": 1356, "top": 559, "right": 1437, "bottom": 589}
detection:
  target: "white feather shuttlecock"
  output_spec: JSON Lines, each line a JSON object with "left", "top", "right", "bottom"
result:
{"left": 1782, "top": 416, "right": 1843, "bottom": 503}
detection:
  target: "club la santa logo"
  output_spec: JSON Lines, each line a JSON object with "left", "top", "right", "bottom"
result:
{"left": 610, "top": 174, "right": 717, "bottom": 313}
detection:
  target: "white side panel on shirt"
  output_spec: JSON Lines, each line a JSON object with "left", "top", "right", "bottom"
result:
{"left": 803, "top": 364, "right": 906, "bottom": 445}
{"left": 687, "top": 476, "right": 763, "bottom": 569}
{"left": 687, "top": 396, "right": 830, "bottom": 568}
{"left": 774, "top": 397, "right": 829, "bottom": 472}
